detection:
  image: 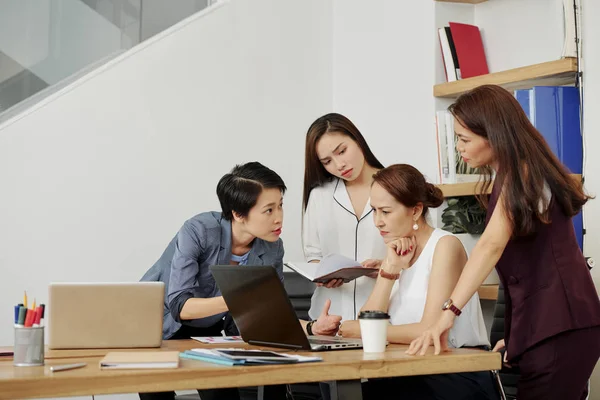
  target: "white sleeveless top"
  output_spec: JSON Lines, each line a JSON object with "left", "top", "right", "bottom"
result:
{"left": 388, "top": 229, "right": 490, "bottom": 348}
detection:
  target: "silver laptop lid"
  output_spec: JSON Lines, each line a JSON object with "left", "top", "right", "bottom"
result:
{"left": 48, "top": 282, "right": 164, "bottom": 349}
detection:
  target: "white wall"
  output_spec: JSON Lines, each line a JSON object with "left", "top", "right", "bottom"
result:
{"left": 474, "top": 0, "right": 563, "bottom": 72}
{"left": 582, "top": 0, "right": 600, "bottom": 397}
{"left": 332, "top": 0, "right": 437, "bottom": 181}
{"left": 0, "top": 0, "right": 332, "bottom": 355}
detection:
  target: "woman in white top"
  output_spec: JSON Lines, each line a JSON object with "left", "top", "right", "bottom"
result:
{"left": 303, "top": 113, "right": 387, "bottom": 321}
{"left": 338, "top": 164, "right": 497, "bottom": 400}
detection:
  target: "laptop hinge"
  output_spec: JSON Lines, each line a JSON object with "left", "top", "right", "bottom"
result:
{"left": 248, "top": 340, "right": 303, "bottom": 350}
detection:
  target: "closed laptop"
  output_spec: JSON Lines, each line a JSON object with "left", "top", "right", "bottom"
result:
{"left": 48, "top": 282, "right": 164, "bottom": 349}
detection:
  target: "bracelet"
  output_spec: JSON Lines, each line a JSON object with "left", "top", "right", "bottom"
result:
{"left": 306, "top": 320, "right": 315, "bottom": 335}
{"left": 379, "top": 268, "right": 400, "bottom": 280}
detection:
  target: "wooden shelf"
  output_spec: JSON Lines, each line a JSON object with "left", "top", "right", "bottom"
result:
{"left": 434, "top": 58, "right": 578, "bottom": 98}
{"left": 435, "top": 0, "right": 488, "bottom": 4}
{"left": 436, "top": 181, "right": 492, "bottom": 197}
{"left": 436, "top": 174, "right": 581, "bottom": 198}
{"left": 478, "top": 284, "right": 498, "bottom": 301}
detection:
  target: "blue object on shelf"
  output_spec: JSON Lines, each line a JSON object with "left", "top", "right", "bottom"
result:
{"left": 515, "top": 86, "right": 583, "bottom": 250}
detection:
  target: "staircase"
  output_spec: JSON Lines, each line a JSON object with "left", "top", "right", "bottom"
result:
{"left": 0, "top": 0, "right": 215, "bottom": 123}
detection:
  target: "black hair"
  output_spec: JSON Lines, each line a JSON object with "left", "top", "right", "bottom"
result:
{"left": 217, "top": 162, "right": 287, "bottom": 221}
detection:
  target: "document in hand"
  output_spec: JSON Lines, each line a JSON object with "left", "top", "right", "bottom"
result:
{"left": 99, "top": 351, "right": 179, "bottom": 369}
{"left": 285, "top": 254, "right": 377, "bottom": 283}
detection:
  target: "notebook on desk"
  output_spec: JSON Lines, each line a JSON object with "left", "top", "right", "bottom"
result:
{"left": 210, "top": 265, "right": 362, "bottom": 351}
{"left": 48, "top": 282, "right": 164, "bottom": 349}
{"left": 100, "top": 351, "right": 179, "bottom": 369}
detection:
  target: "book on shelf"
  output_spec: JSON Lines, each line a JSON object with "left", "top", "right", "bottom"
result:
{"left": 285, "top": 254, "right": 375, "bottom": 283}
{"left": 435, "top": 110, "right": 483, "bottom": 184}
{"left": 438, "top": 22, "right": 488, "bottom": 82}
{"left": 438, "top": 27, "right": 461, "bottom": 82}
{"left": 561, "top": 0, "right": 577, "bottom": 58}
{"left": 449, "top": 22, "right": 489, "bottom": 79}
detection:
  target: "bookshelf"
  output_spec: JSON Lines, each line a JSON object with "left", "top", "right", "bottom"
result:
{"left": 436, "top": 181, "right": 491, "bottom": 197}
{"left": 434, "top": 58, "right": 578, "bottom": 98}
{"left": 435, "top": 0, "right": 488, "bottom": 3}
{"left": 436, "top": 174, "right": 582, "bottom": 198}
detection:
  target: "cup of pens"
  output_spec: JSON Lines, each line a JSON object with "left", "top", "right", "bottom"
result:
{"left": 13, "top": 292, "right": 45, "bottom": 367}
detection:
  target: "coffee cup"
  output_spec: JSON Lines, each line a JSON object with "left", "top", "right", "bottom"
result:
{"left": 358, "top": 310, "right": 390, "bottom": 353}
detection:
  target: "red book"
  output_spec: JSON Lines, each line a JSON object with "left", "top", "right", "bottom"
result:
{"left": 448, "top": 22, "right": 489, "bottom": 79}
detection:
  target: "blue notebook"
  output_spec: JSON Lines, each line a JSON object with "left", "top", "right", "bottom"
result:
{"left": 180, "top": 350, "right": 245, "bottom": 366}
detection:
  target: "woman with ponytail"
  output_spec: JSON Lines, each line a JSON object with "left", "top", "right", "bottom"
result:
{"left": 338, "top": 164, "right": 497, "bottom": 399}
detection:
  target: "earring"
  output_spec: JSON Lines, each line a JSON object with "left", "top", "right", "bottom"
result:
{"left": 413, "top": 222, "right": 419, "bottom": 231}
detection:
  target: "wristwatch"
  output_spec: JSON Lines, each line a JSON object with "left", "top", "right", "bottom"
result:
{"left": 306, "top": 320, "right": 316, "bottom": 336}
{"left": 442, "top": 299, "right": 462, "bottom": 316}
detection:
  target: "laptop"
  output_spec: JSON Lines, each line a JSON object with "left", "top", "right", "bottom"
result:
{"left": 209, "top": 265, "right": 362, "bottom": 351}
{"left": 48, "top": 282, "right": 164, "bottom": 349}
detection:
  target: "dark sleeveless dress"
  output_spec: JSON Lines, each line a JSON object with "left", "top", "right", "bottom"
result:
{"left": 487, "top": 180, "right": 600, "bottom": 399}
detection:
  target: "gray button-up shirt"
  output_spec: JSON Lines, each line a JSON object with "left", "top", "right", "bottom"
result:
{"left": 141, "top": 211, "right": 284, "bottom": 339}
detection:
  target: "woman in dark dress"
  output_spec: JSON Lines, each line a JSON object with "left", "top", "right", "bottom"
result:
{"left": 408, "top": 84, "right": 600, "bottom": 400}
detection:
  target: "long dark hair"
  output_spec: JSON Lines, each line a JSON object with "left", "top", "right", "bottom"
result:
{"left": 302, "top": 113, "right": 384, "bottom": 210}
{"left": 373, "top": 164, "right": 444, "bottom": 217}
{"left": 449, "top": 84, "right": 591, "bottom": 236}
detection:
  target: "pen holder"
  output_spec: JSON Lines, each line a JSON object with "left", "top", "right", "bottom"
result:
{"left": 13, "top": 326, "right": 44, "bottom": 366}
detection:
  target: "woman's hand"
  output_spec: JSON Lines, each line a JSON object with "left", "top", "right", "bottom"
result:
{"left": 338, "top": 320, "right": 361, "bottom": 338}
{"left": 316, "top": 279, "right": 344, "bottom": 288}
{"left": 383, "top": 236, "right": 417, "bottom": 275}
{"left": 406, "top": 310, "right": 455, "bottom": 355}
{"left": 492, "top": 339, "right": 511, "bottom": 367}
{"left": 362, "top": 259, "right": 382, "bottom": 278}
{"left": 312, "top": 299, "right": 342, "bottom": 336}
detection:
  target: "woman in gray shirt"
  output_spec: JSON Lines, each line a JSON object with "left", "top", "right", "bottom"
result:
{"left": 140, "top": 162, "right": 340, "bottom": 400}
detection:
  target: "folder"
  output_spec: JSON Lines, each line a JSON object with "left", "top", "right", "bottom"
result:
{"left": 514, "top": 86, "right": 584, "bottom": 250}
{"left": 285, "top": 254, "right": 376, "bottom": 283}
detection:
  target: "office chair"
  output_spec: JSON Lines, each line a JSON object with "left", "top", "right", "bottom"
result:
{"left": 489, "top": 284, "right": 520, "bottom": 400}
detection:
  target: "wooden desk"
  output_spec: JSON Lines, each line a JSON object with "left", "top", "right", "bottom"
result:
{"left": 0, "top": 340, "right": 500, "bottom": 400}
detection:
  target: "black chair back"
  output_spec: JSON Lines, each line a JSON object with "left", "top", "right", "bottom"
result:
{"left": 490, "top": 284, "right": 520, "bottom": 400}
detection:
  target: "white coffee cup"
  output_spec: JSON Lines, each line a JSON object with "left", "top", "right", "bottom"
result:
{"left": 358, "top": 310, "right": 390, "bottom": 353}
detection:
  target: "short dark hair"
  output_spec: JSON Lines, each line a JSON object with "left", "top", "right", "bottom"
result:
{"left": 217, "top": 162, "right": 287, "bottom": 221}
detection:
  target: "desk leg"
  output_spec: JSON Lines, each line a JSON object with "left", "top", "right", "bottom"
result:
{"left": 328, "top": 379, "right": 362, "bottom": 400}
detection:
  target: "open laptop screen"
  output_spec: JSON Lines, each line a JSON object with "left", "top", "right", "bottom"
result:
{"left": 210, "top": 265, "right": 312, "bottom": 350}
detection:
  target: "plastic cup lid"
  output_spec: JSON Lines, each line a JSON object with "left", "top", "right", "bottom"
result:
{"left": 358, "top": 310, "right": 390, "bottom": 320}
